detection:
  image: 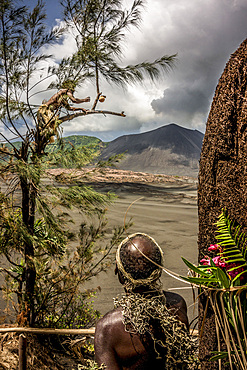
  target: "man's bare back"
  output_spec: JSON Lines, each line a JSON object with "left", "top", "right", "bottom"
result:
{"left": 94, "top": 291, "right": 189, "bottom": 369}
{"left": 94, "top": 233, "right": 197, "bottom": 369}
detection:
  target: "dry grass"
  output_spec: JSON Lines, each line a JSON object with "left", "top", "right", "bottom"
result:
{"left": 0, "top": 330, "right": 85, "bottom": 370}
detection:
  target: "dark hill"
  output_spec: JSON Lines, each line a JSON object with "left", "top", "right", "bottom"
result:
{"left": 101, "top": 124, "right": 204, "bottom": 176}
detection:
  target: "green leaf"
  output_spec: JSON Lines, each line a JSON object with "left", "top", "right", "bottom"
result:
{"left": 214, "top": 267, "right": 230, "bottom": 289}
{"left": 226, "top": 258, "right": 246, "bottom": 264}
{"left": 181, "top": 257, "right": 211, "bottom": 277}
{"left": 180, "top": 276, "right": 218, "bottom": 285}
{"left": 224, "top": 253, "right": 245, "bottom": 258}
{"left": 216, "top": 210, "right": 247, "bottom": 270}
{"left": 221, "top": 248, "right": 242, "bottom": 255}
{"left": 209, "top": 351, "right": 229, "bottom": 361}
{"left": 231, "top": 270, "right": 247, "bottom": 285}
{"left": 227, "top": 264, "right": 246, "bottom": 272}
{"left": 210, "top": 258, "right": 216, "bottom": 267}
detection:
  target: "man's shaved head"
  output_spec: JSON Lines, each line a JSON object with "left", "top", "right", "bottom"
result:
{"left": 116, "top": 233, "right": 163, "bottom": 285}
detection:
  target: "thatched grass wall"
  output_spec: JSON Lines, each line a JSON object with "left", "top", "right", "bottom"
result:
{"left": 198, "top": 39, "right": 247, "bottom": 369}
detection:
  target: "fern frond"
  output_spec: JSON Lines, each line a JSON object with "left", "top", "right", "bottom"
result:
{"left": 216, "top": 210, "right": 247, "bottom": 271}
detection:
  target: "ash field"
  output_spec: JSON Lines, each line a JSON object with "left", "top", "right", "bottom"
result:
{"left": 0, "top": 122, "right": 202, "bottom": 324}
{"left": 81, "top": 169, "right": 199, "bottom": 322}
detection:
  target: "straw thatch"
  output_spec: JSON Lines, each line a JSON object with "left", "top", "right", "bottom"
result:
{"left": 198, "top": 39, "right": 247, "bottom": 369}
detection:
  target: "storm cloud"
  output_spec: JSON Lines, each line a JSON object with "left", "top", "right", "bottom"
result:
{"left": 23, "top": 0, "right": 247, "bottom": 139}
{"left": 132, "top": 0, "right": 247, "bottom": 132}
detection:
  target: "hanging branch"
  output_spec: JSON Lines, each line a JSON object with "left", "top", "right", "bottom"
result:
{"left": 0, "top": 13, "right": 26, "bottom": 143}
{"left": 92, "top": 92, "right": 102, "bottom": 110}
{"left": 92, "top": 1, "right": 107, "bottom": 110}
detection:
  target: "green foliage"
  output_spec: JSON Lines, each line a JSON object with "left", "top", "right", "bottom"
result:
{"left": 181, "top": 210, "right": 247, "bottom": 289}
{"left": 1, "top": 205, "right": 132, "bottom": 328}
{"left": 44, "top": 290, "right": 101, "bottom": 329}
{"left": 0, "top": 0, "right": 61, "bottom": 124}
{"left": 47, "top": 144, "right": 98, "bottom": 169}
{"left": 51, "top": 135, "right": 103, "bottom": 150}
{"left": 45, "top": 183, "right": 114, "bottom": 211}
{"left": 54, "top": 0, "right": 176, "bottom": 90}
{"left": 78, "top": 360, "right": 106, "bottom": 369}
{"left": 181, "top": 211, "right": 247, "bottom": 368}
{"left": 2, "top": 135, "right": 104, "bottom": 159}
{"left": 0, "top": 207, "right": 30, "bottom": 253}
{"left": 0, "top": 0, "right": 173, "bottom": 328}
{"left": 33, "top": 218, "right": 67, "bottom": 256}
{"left": 181, "top": 258, "right": 230, "bottom": 289}
{"left": 216, "top": 211, "right": 247, "bottom": 270}
{"left": 32, "top": 208, "right": 132, "bottom": 328}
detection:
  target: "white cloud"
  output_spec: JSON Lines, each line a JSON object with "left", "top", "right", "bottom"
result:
{"left": 81, "top": 0, "right": 247, "bottom": 137}
{"left": 13, "top": 0, "right": 247, "bottom": 141}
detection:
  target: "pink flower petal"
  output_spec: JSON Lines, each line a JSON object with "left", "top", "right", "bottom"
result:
{"left": 200, "top": 258, "right": 211, "bottom": 266}
{"left": 208, "top": 244, "right": 220, "bottom": 251}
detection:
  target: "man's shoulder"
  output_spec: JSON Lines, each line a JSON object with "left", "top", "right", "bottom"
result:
{"left": 95, "top": 307, "right": 123, "bottom": 335}
{"left": 95, "top": 307, "right": 130, "bottom": 357}
{"left": 163, "top": 290, "right": 189, "bottom": 329}
{"left": 163, "top": 290, "right": 186, "bottom": 306}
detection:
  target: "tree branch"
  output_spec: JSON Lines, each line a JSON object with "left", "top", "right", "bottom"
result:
{"left": 58, "top": 109, "right": 126, "bottom": 123}
{"left": 92, "top": 92, "right": 101, "bottom": 110}
{"left": 0, "top": 148, "right": 16, "bottom": 157}
{"left": 13, "top": 87, "right": 32, "bottom": 137}
{"left": 0, "top": 267, "right": 19, "bottom": 281}
{"left": 28, "top": 76, "right": 56, "bottom": 96}
{"left": 0, "top": 117, "right": 19, "bottom": 138}
{"left": 0, "top": 132, "right": 20, "bottom": 157}
{"left": 5, "top": 253, "right": 22, "bottom": 268}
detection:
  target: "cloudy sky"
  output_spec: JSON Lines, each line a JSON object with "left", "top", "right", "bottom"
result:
{"left": 23, "top": 0, "right": 247, "bottom": 141}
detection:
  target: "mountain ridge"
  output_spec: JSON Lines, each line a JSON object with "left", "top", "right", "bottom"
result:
{"left": 101, "top": 123, "right": 204, "bottom": 177}
{"left": 4, "top": 124, "right": 203, "bottom": 177}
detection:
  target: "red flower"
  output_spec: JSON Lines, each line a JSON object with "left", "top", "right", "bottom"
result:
{"left": 208, "top": 244, "right": 220, "bottom": 251}
{"left": 200, "top": 258, "right": 211, "bottom": 266}
{"left": 212, "top": 256, "right": 226, "bottom": 268}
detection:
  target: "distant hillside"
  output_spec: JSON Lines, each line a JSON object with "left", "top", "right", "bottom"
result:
{"left": 100, "top": 123, "right": 204, "bottom": 177}
{"left": 46, "top": 135, "right": 103, "bottom": 152}
{"left": 5, "top": 135, "right": 103, "bottom": 152}
{"left": 3, "top": 125, "right": 204, "bottom": 176}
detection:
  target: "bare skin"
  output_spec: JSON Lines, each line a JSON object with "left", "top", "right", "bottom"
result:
{"left": 94, "top": 291, "right": 188, "bottom": 370}
{"left": 94, "top": 236, "right": 189, "bottom": 369}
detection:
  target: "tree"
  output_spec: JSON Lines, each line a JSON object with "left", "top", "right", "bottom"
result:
{"left": 0, "top": 0, "right": 175, "bottom": 326}
{"left": 198, "top": 39, "right": 247, "bottom": 369}
{"left": 56, "top": 0, "right": 175, "bottom": 111}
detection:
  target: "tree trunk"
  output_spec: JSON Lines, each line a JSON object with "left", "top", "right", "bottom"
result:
{"left": 198, "top": 39, "right": 247, "bottom": 369}
{"left": 20, "top": 178, "right": 36, "bottom": 326}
